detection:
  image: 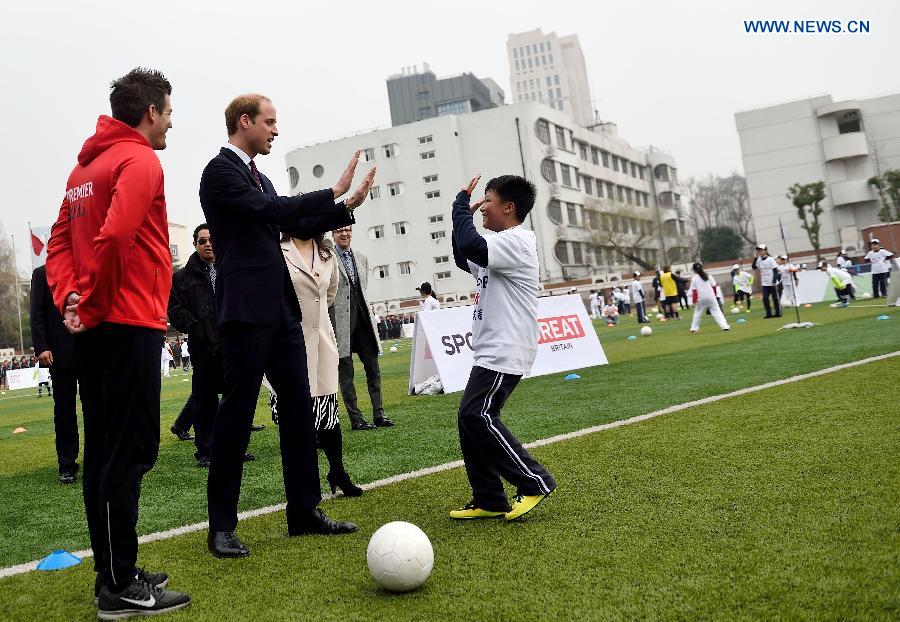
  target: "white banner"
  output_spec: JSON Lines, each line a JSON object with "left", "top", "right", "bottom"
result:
{"left": 6, "top": 366, "right": 51, "bottom": 390}
{"left": 409, "top": 294, "right": 608, "bottom": 394}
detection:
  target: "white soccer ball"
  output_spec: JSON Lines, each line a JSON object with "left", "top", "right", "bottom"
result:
{"left": 655, "top": 313, "right": 664, "bottom": 320}
{"left": 640, "top": 326, "right": 652, "bottom": 336}
{"left": 389, "top": 346, "right": 398, "bottom": 353}
{"left": 861, "top": 292, "right": 872, "bottom": 300}
{"left": 367, "top": 521, "right": 434, "bottom": 592}
{"left": 730, "top": 306, "right": 740, "bottom": 315}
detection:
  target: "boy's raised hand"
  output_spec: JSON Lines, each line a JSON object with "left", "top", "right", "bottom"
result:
{"left": 461, "top": 174, "right": 486, "bottom": 214}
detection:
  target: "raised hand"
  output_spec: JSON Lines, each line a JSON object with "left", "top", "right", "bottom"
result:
{"left": 462, "top": 174, "right": 481, "bottom": 196}
{"left": 345, "top": 166, "right": 377, "bottom": 209}
{"left": 469, "top": 197, "right": 486, "bottom": 215}
{"left": 332, "top": 150, "right": 361, "bottom": 199}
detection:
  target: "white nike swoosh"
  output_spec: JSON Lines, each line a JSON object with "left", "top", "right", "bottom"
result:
{"left": 121, "top": 595, "right": 156, "bottom": 607}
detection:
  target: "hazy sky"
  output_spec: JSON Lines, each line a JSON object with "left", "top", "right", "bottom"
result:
{"left": 2, "top": 0, "right": 896, "bottom": 271}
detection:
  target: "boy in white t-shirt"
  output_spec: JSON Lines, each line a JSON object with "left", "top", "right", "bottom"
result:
{"left": 864, "top": 239, "right": 894, "bottom": 298}
{"left": 448, "top": 174, "right": 556, "bottom": 522}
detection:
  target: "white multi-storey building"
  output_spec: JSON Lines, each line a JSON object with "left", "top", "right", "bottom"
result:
{"left": 507, "top": 29, "right": 594, "bottom": 127}
{"left": 735, "top": 93, "right": 900, "bottom": 253}
{"left": 285, "top": 102, "right": 690, "bottom": 310}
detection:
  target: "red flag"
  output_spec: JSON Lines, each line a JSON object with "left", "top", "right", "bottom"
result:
{"left": 30, "top": 228, "right": 45, "bottom": 256}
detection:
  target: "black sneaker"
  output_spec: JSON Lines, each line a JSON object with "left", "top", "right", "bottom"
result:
{"left": 94, "top": 568, "right": 169, "bottom": 606}
{"left": 97, "top": 573, "right": 188, "bottom": 620}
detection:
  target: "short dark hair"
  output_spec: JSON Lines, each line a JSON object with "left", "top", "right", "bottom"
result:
{"left": 109, "top": 68, "right": 172, "bottom": 128}
{"left": 225, "top": 94, "right": 271, "bottom": 135}
{"left": 485, "top": 175, "right": 536, "bottom": 223}
{"left": 193, "top": 223, "right": 210, "bottom": 244}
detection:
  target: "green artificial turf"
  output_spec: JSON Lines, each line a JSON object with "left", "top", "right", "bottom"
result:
{"left": 0, "top": 303, "right": 897, "bottom": 570}
{"left": 1, "top": 353, "right": 897, "bottom": 620}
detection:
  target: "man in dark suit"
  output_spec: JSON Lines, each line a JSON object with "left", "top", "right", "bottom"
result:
{"left": 30, "top": 264, "right": 79, "bottom": 484}
{"left": 200, "top": 93, "right": 375, "bottom": 558}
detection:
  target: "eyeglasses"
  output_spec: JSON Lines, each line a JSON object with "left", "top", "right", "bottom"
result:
{"left": 196, "top": 238, "right": 212, "bottom": 245}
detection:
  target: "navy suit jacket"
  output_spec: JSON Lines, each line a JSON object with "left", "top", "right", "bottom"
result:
{"left": 199, "top": 147, "right": 354, "bottom": 326}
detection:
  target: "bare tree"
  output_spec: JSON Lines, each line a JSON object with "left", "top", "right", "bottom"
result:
{"left": 786, "top": 181, "right": 826, "bottom": 261}
{"left": 684, "top": 173, "right": 755, "bottom": 257}
{"left": 584, "top": 197, "right": 658, "bottom": 271}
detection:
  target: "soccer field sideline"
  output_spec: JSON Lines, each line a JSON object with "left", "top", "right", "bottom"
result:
{"left": 3, "top": 348, "right": 897, "bottom": 582}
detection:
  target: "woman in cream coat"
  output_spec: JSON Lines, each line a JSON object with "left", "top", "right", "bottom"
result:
{"left": 277, "top": 230, "right": 362, "bottom": 497}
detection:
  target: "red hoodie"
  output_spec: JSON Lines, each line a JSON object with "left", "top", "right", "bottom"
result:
{"left": 46, "top": 115, "right": 171, "bottom": 330}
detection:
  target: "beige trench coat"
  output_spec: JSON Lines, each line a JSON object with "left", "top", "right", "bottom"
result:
{"left": 281, "top": 238, "right": 339, "bottom": 397}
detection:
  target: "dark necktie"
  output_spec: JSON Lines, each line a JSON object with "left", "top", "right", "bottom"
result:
{"left": 342, "top": 250, "right": 356, "bottom": 284}
{"left": 249, "top": 160, "right": 263, "bottom": 191}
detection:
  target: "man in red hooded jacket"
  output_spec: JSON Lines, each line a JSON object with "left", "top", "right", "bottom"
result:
{"left": 46, "top": 67, "right": 191, "bottom": 618}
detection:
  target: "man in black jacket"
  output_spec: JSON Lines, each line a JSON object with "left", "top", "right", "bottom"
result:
{"left": 169, "top": 224, "right": 260, "bottom": 467}
{"left": 200, "top": 94, "right": 375, "bottom": 558}
{"left": 30, "top": 264, "right": 78, "bottom": 484}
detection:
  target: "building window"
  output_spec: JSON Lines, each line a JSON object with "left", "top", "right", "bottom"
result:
{"left": 601, "top": 151, "right": 610, "bottom": 167}
{"left": 383, "top": 144, "right": 397, "bottom": 158}
{"left": 548, "top": 53, "right": 554, "bottom": 64}
{"left": 418, "top": 135, "right": 433, "bottom": 144}
{"left": 838, "top": 111, "right": 861, "bottom": 134}
{"left": 582, "top": 176, "right": 593, "bottom": 195}
{"left": 572, "top": 242, "right": 584, "bottom": 264}
{"left": 369, "top": 185, "right": 380, "bottom": 200}
{"left": 437, "top": 100, "right": 468, "bottom": 116}
{"left": 431, "top": 230, "right": 447, "bottom": 241}
{"left": 287, "top": 166, "right": 299, "bottom": 189}
{"left": 595, "top": 180, "right": 604, "bottom": 198}
{"left": 617, "top": 186, "right": 625, "bottom": 202}
{"left": 363, "top": 148, "right": 375, "bottom": 162}
{"left": 541, "top": 158, "right": 557, "bottom": 183}
{"left": 558, "top": 100, "right": 564, "bottom": 111}
{"left": 313, "top": 164, "right": 324, "bottom": 178}
{"left": 631, "top": 163, "right": 639, "bottom": 177}
{"left": 388, "top": 182, "right": 403, "bottom": 196}
{"left": 546, "top": 76, "right": 552, "bottom": 87}
{"left": 548, "top": 199, "right": 562, "bottom": 223}
{"left": 588, "top": 210, "right": 601, "bottom": 230}
{"left": 393, "top": 221, "right": 408, "bottom": 235}
{"left": 417, "top": 106, "right": 431, "bottom": 118}
{"left": 554, "top": 74, "right": 560, "bottom": 85}
{"left": 420, "top": 150, "right": 435, "bottom": 160}
{"left": 428, "top": 214, "right": 444, "bottom": 224}
{"left": 554, "top": 240, "right": 570, "bottom": 264}
{"left": 170, "top": 244, "right": 179, "bottom": 259}
{"left": 606, "top": 182, "right": 615, "bottom": 199}
{"left": 591, "top": 147, "right": 600, "bottom": 165}
{"left": 398, "top": 261, "right": 413, "bottom": 275}
{"left": 423, "top": 174, "right": 438, "bottom": 184}
{"left": 535, "top": 119, "right": 550, "bottom": 144}
{"left": 375, "top": 265, "right": 390, "bottom": 279}
{"left": 566, "top": 203, "right": 579, "bottom": 226}
{"left": 435, "top": 271, "right": 451, "bottom": 280}
{"left": 416, "top": 90, "right": 430, "bottom": 101}
{"left": 425, "top": 190, "right": 441, "bottom": 200}
{"left": 434, "top": 255, "right": 449, "bottom": 264}
{"left": 370, "top": 225, "right": 384, "bottom": 240}
{"left": 555, "top": 125, "right": 566, "bottom": 149}
{"left": 515, "top": 60, "right": 520, "bottom": 71}
{"left": 612, "top": 157, "right": 619, "bottom": 173}
{"left": 560, "top": 164, "right": 572, "bottom": 187}
{"left": 578, "top": 142, "right": 588, "bottom": 160}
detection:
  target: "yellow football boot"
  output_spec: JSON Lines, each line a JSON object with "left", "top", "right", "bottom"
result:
{"left": 505, "top": 493, "right": 551, "bottom": 521}
{"left": 449, "top": 503, "right": 506, "bottom": 519}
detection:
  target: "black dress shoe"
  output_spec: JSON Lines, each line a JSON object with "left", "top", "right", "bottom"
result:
{"left": 373, "top": 415, "right": 394, "bottom": 428}
{"left": 59, "top": 467, "right": 77, "bottom": 485}
{"left": 197, "top": 456, "right": 211, "bottom": 468}
{"left": 250, "top": 424, "right": 265, "bottom": 432}
{"left": 243, "top": 453, "right": 255, "bottom": 462}
{"left": 350, "top": 420, "right": 376, "bottom": 431}
{"left": 288, "top": 508, "right": 358, "bottom": 536}
{"left": 170, "top": 426, "right": 193, "bottom": 441}
{"left": 208, "top": 531, "right": 250, "bottom": 558}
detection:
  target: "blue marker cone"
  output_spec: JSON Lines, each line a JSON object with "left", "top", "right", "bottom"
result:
{"left": 627, "top": 335, "right": 637, "bottom": 340}
{"left": 36, "top": 550, "right": 81, "bottom": 571}
{"left": 736, "top": 318, "right": 746, "bottom": 323}
{"left": 564, "top": 373, "right": 580, "bottom": 380}
{"left": 877, "top": 315, "right": 890, "bottom": 320}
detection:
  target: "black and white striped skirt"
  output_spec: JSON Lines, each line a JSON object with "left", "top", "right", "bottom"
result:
{"left": 269, "top": 391, "right": 339, "bottom": 431}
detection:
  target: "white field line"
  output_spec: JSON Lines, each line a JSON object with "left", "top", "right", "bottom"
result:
{"left": 2, "top": 350, "right": 898, "bottom": 581}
